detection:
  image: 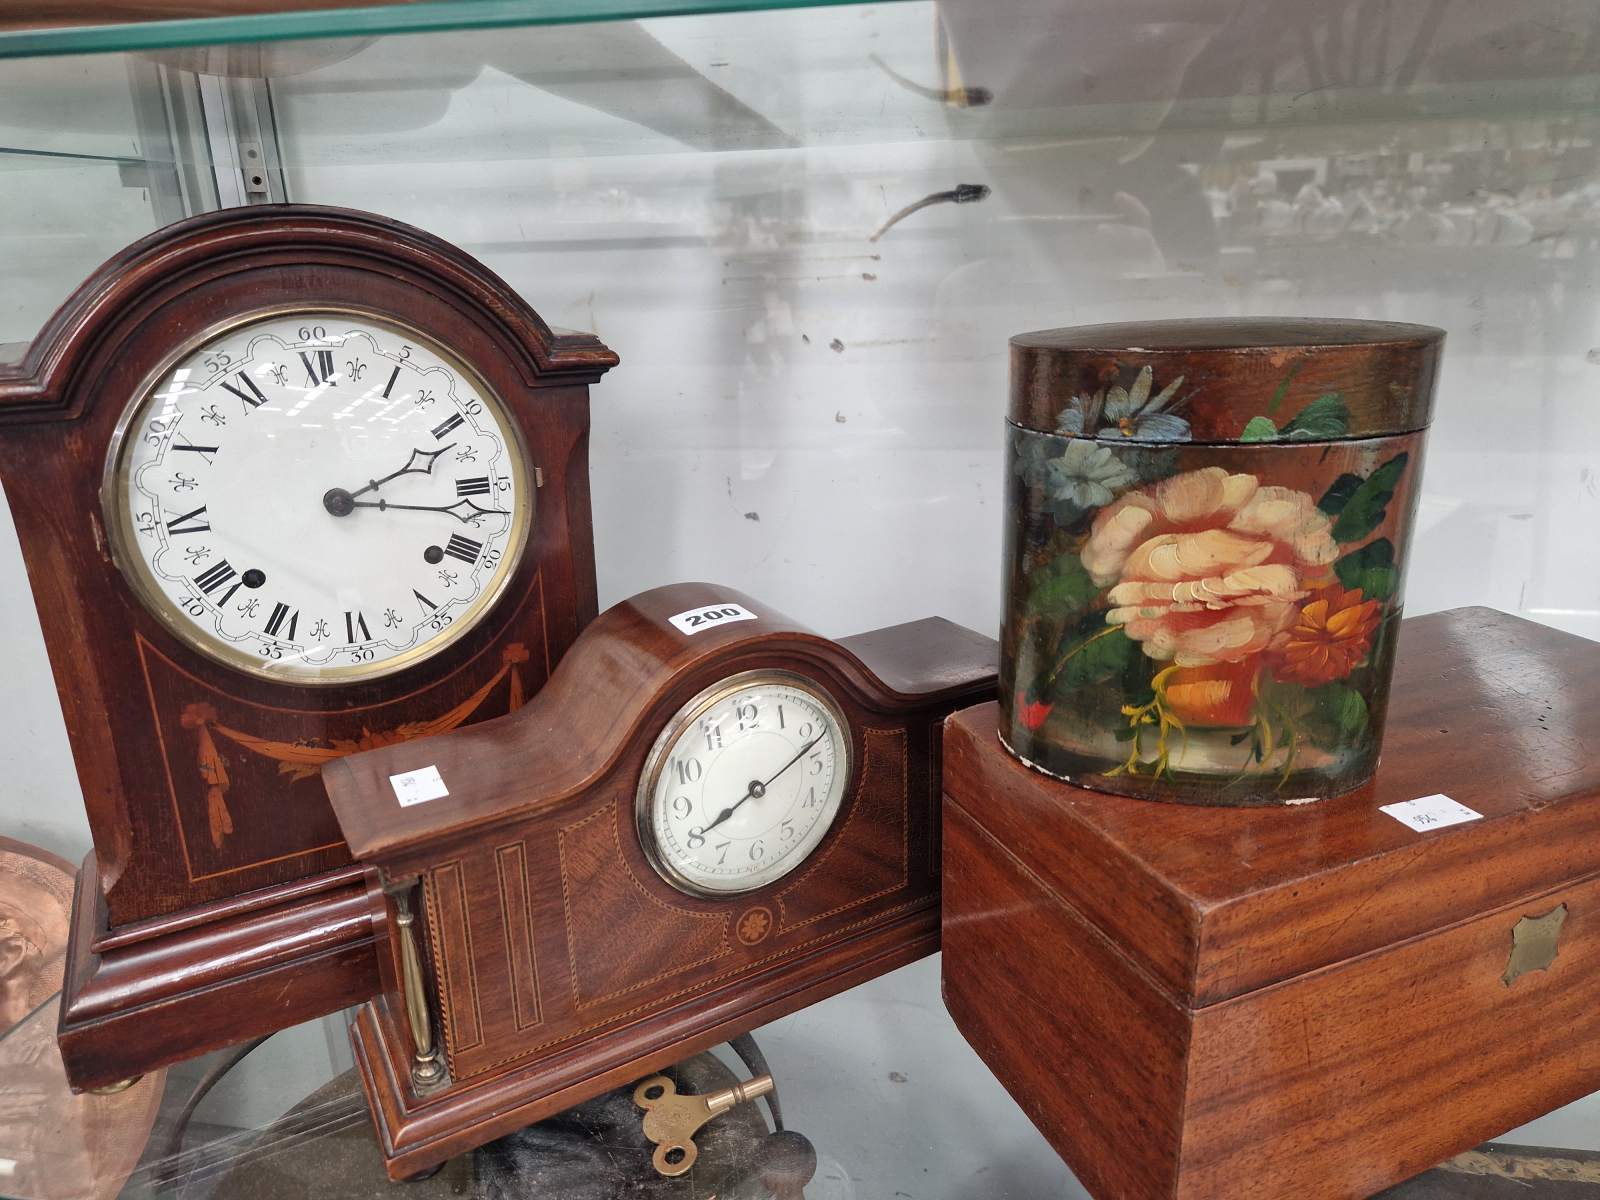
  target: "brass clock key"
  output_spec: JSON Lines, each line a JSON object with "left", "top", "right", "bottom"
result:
{"left": 633, "top": 1072, "right": 775, "bottom": 1176}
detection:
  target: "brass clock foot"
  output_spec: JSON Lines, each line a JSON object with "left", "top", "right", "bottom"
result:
{"left": 88, "top": 1076, "right": 142, "bottom": 1095}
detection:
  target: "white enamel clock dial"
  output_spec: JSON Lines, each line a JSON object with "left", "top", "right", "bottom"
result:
{"left": 638, "top": 670, "right": 852, "bottom": 896}
{"left": 105, "top": 310, "right": 532, "bottom": 685}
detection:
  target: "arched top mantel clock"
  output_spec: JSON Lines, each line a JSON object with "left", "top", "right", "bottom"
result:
{"left": 0, "top": 205, "right": 617, "bottom": 1089}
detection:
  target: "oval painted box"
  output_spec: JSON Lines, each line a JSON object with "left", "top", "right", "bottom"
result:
{"left": 1000, "top": 318, "right": 1444, "bottom": 806}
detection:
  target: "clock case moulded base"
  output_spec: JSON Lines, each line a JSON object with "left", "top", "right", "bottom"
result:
{"left": 320, "top": 582, "right": 999, "bottom": 1179}
{"left": 941, "top": 607, "right": 1600, "bottom": 1200}
{"left": 0, "top": 205, "right": 617, "bottom": 1091}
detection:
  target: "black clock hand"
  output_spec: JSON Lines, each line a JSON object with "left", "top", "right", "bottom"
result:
{"left": 344, "top": 496, "right": 508, "bottom": 525}
{"left": 700, "top": 726, "right": 828, "bottom": 836}
{"left": 322, "top": 445, "right": 455, "bottom": 516}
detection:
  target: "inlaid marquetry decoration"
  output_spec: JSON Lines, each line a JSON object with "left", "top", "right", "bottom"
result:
{"left": 321, "top": 581, "right": 997, "bottom": 1179}
{"left": 0, "top": 205, "right": 617, "bottom": 1089}
{"left": 181, "top": 644, "right": 532, "bottom": 847}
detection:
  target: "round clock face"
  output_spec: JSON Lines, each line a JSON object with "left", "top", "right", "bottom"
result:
{"left": 104, "top": 309, "right": 532, "bottom": 685}
{"left": 638, "top": 670, "right": 852, "bottom": 897}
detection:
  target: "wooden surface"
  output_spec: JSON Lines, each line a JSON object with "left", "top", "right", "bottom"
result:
{"left": 943, "top": 803, "right": 1189, "bottom": 1200}
{"left": 942, "top": 606, "right": 1600, "bottom": 1200}
{"left": 1009, "top": 317, "right": 1443, "bottom": 439}
{"left": 322, "top": 582, "right": 997, "bottom": 1178}
{"left": 962, "top": 606, "right": 1600, "bottom": 1004}
{"left": 0, "top": 205, "right": 615, "bottom": 1087}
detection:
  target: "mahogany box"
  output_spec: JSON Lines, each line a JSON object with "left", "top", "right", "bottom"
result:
{"left": 941, "top": 607, "right": 1600, "bottom": 1200}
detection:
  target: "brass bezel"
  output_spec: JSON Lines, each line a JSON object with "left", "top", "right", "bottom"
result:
{"left": 635, "top": 668, "right": 854, "bottom": 899}
{"left": 101, "top": 305, "right": 534, "bottom": 687}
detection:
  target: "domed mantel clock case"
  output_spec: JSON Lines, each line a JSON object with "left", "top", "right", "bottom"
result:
{"left": 321, "top": 582, "right": 998, "bottom": 1179}
{"left": 0, "top": 206, "right": 617, "bottom": 1090}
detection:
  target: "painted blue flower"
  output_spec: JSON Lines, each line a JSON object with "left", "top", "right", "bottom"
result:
{"left": 1012, "top": 430, "right": 1058, "bottom": 489}
{"left": 1056, "top": 366, "right": 1191, "bottom": 442}
{"left": 1013, "top": 432, "right": 1141, "bottom": 526}
{"left": 1044, "top": 439, "right": 1140, "bottom": 511}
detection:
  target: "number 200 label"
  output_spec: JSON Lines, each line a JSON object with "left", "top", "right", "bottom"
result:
{"left": 668, "top": 603, "right": 758, "bottom": 635}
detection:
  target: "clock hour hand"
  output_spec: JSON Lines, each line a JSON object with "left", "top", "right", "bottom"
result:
{"left": 700, "top": 726, "right": 828, "bottom": 835}
{"left": 322, "top": 445, "right": 455, "bottom": 517}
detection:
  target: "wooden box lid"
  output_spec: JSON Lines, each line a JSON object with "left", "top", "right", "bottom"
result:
{"left": 1008, "top": 318, "right": 1444, "bottom": 440}
{"left": 943, "top": 607, "right": 1600, "bottom": 1007}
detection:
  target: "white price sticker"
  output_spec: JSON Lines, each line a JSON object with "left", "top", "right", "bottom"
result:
{"left": 667, "top": 603, "right": 758, "bottom": 635}
{"left": 1380, "top": 793, "right": 1483, "bottom": 833}
{"left": 391, "top": 765, "right": 449, "bottom": 808}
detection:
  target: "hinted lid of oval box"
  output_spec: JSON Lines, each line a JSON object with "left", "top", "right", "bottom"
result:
{"left": 1009, "top": 318, "right": 1445, "bottom": 443}
{"left": 943, "top": 607, "right": 1600, "bottom": 1007}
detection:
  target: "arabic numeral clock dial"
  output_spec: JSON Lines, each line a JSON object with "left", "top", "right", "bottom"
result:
{"left": 103, "top": 310, "right": 533, "bottom": 684}
{"left": 639, "top": 670, "right": 853, "bottom": 896}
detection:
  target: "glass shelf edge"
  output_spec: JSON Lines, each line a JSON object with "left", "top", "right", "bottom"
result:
{"left": 0, "top": 0, "right": 897, "bottom": 59}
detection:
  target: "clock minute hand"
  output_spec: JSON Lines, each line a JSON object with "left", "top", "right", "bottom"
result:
{"left": 346, "top": 496, "right": 508, "bottom": 525}
{"left": 700, "top": 726, "right": 828, "bottom": 836}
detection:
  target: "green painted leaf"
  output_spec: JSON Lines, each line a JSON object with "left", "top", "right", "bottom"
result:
{"left": 1061, "top": 626, "right": 1137, "bottom": 689}
{"left": 1267, "top": 361, "right": 1302, "bottom": 415}
{"left": 1330, "top": 452, "right": 1409, "bottom": 543}
{"left": 1318, "top": 473, "right": 1364, "bottom": 516}
{"left": 1315, "top": 684, "right": 1369, "bottom": 738}
{"left": 1240, "top": 416, "right": 1279, "bottom": 443}
{"left": 1334, "top": 538, "right": 1399, "bottom": 601}
{"left": 1280, "top": 394, "right": 1349, "bottom": 440}
{"left": 1024, "top": 554, "right": 1100, "bottom": 618}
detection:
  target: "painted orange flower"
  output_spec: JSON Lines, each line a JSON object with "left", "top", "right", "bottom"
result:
{"left": 1163, "top": 656, "right": 1260, "bottom": 727}
{"left": 1082, "top": 466, "right": 1339, "bottom": 668}
{"left": 1264, "top": 584, "right": 1381, "bottom": 687}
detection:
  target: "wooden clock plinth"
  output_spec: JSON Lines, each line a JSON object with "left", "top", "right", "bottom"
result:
{"left": 58, "top": 861, "right": 379, "bottom": 1090}
{"left": 321, "top": 582, "right": 998, "bottom": 1179}
{"left": 941, "top": 607, "right": 1600, "bottom": 1200}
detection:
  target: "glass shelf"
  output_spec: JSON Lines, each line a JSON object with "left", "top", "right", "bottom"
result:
{"left": 4, "top": 964, "right": 1600, "bottom": 1200}
{"left": 0, "top": 6, "right": 1594, "bottom": 678}
{"left": 0, "top": 0, "right": 867, "bottom": 60}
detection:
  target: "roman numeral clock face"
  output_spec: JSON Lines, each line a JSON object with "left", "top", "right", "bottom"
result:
{"left": 104, "top": 312, "right": 533, "bottom": 684}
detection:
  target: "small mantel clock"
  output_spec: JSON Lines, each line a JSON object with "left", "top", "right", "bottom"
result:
{"left": 0, "top": 205, "right": 617, "bottom": 1089}
{"left": 322, "top": 582, "right": 997, "bottom": 1178}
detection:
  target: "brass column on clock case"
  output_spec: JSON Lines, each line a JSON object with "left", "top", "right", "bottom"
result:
{"left": 0, "top": 205, "right": 617, "bottom": 1090}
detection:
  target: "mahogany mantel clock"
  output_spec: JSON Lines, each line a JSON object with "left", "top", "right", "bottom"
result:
{"left": 0, "top": 206, "right": 617, "bottom": 1089}
{"left": 321, "top": 582, "right": 997, "bottom": 1178}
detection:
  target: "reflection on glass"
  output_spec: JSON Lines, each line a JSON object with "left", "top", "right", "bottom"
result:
{"left": 0, "top": 0, "right": 1594, "bottom": 642}
{"left": 0, "top": 995, "right": 167, "bottom": 1200}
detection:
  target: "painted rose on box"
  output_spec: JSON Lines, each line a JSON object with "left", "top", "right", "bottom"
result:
{"left": 1001, "top": 358, "right": 1425, "bottom": 806}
